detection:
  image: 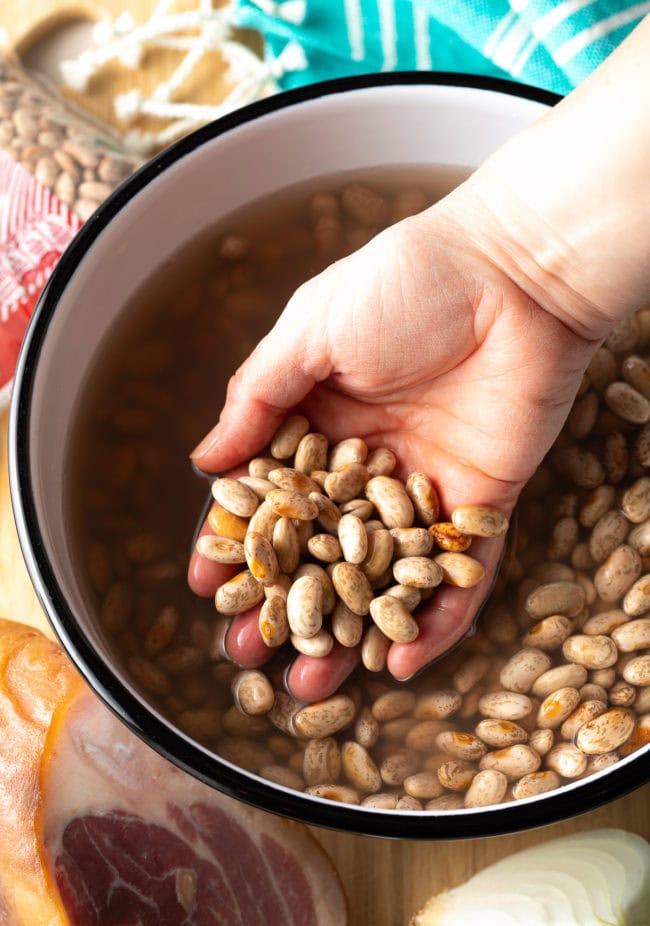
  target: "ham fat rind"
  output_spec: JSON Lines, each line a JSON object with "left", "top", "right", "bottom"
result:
{"left": 0, "top": 619, "right": 346, "bottom": 925}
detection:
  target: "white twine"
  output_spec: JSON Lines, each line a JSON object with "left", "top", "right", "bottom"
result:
{"left": 248, "top": 0, "right": 307, "bottom": 25}
{"left": 60, "top": 1, "right": 308, "bottom": 154}
{"left": 61, "top": 4, "right": 236, "bottom": 90}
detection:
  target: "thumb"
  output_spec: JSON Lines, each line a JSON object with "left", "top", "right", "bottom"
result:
{"left": 190, "top": 278, "right": 333, "bottom": 472}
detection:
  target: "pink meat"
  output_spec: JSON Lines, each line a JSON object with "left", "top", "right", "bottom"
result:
{"left": 39, "top": 690, "right": 346, "bottom": 926}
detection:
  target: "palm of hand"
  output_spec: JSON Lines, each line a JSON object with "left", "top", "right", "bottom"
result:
{"left": 190, "top": 208, "right": 597, "bottom": 693}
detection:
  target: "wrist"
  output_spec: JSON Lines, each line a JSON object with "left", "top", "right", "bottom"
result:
{"left": 435, "top": 12, "right": 650, "bottom": 344}
{"left": 436, "top": 160, "right": 624, "bottom": 345}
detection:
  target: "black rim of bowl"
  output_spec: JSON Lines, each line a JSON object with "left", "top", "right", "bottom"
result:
{"left": 9, "top": 71, "right": 650, "bottom": 840}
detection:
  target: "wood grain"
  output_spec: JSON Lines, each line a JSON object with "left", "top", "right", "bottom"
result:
{"left": 1, "top": 2, "right": 649, "bottom": 923}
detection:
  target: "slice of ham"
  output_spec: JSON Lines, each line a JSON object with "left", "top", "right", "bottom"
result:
{"left": 0, "top": 618, "right": 347, "bottom": 925}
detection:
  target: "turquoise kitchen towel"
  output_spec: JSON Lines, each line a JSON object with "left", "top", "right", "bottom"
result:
{"left": 235, "top": 0, "right": 650, "bottom": 95}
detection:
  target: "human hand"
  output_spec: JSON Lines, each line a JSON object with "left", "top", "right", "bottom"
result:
{"left": 187, "top": 196, "right": 599, "bottom": 702}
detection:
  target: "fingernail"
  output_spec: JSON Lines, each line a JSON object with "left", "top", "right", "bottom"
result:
{"left": 190, "top": 425, "right": 219, "bottom": 460}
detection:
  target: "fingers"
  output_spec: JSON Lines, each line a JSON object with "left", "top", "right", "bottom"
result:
{"left": 223, "top": 612, "right": 360, "bottom": 701}
{"left": 286, "top": 643, "right": 361, "bottom": 703}
{"left": 224, "top": 607, "right": 273, "bottom": 669}
{"left": 190, "top": 280, "right": 333, "bottom": 472}
{"left": 387, "top": 536, "right": 505, "bottom": 681}
{"left": 187, "top": 513, "right": 238, "bottom": 597}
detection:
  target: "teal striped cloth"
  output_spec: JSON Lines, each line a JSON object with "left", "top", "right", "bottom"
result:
{"left": 235, "top": 1, "right": 650, "bottom": 95}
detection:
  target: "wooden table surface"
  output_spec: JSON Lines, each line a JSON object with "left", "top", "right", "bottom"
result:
{"left": 1, "top": 2, "right": 649, "bottom": 923}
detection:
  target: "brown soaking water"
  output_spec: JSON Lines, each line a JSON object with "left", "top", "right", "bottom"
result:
{"left": 66, "top": 165, "right": 650, "bottom": 810}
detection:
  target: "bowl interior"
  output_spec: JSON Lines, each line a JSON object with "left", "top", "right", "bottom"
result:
{"left": 27, "top": 82, "right": 550, "bottom": 668}
{"left": 20, "top": 78, "right": 638, "bottom": 838}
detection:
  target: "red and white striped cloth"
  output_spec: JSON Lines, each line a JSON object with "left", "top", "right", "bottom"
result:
{"left": 0, "top": 151, "right": 82, "bottom": 409}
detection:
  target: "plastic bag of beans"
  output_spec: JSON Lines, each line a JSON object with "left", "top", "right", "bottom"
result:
{"left": 0, "top": 52, "right": 141, "bottom": 409}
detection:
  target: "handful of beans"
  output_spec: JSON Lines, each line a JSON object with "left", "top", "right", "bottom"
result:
{"left": 196, "top": 415, "right": 508, "bottom": 670}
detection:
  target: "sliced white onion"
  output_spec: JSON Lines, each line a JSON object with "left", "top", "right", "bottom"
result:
{"left": 411, "top": 829, "right": 650, "bottom": 926}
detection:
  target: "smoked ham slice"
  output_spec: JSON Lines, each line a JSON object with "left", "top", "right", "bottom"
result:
{"left": 0, "top": 618, "right": 347, "bottom": 925}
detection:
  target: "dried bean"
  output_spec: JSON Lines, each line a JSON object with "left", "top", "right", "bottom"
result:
{"left": 436, "top": 731, "right": 487, "bottom": 761}
{"left": 232, "top": 670, "right": 275, "bottom": 715}
{"left": 605, "top": 381, "right": 650, "bottom": 424}
{"left": 389, "top": 527, "right": 433, "bottom": 558}
{"left": 196, "top": 534, "right": 246, "bottom": 564}
{"left": 434, "top": 552, "right": 485, "bottom": 588}
{"left": 451, "top": 505, "right": 508, "bottom": 538}
{"left": 453, "top": 655, "right": 490, "bottom": 695}
{"left": 385, "top": 584, "right": 421, "bottom": 611}
{"left": 478, "top": 691, "right": 534, "bottom": 721}
{"left": 357, "top": 793, "right": 396, "bottom": 809}
{"left": 294, "top": 433, "right": 328, "bottom": 474}
{"left": 268, "top": 489, "right": 318, "bottom": 520}
{"left": 244, "top": 532, "right": 279, "bottom": 586}
{"left": 249, "top": 457, "right": 278, "bottom": 479}
{"left": 532, "top": 664, "right": 588, "bottom": 697}
{"left": 404, "top": 771, "right": 444, "bottom": 800}
{"left": 437, "top": 759, "right": 477, "bottom": 791}
{"left": 623, "top": 478, "right": 650, "bottom": 524}
{"left": 575, "top": 709, "right": 636, "bottom": 754}
{"left": 622, "top": 574, "right": 650, "bottom": 616}
{"left": 324, "top": 463, "right": 369, "bottom": 503}
{"left": 528, "top": 729, "right": 554, "bottom": 757}
{"left": 479, "top": 744, "right": 541, "bottom": 779}
{"left": 309, "top": 492, "right": 342, "bottom": 533}
{"left": 215, "top": 570, "right": 264, "bottom": 615}
{"left": 499, "top": 648, "right": 552, "bottom": 693}
{"left": 353, "top": 707, "right": 379, "bottom": 749}
{"left": 369, "top": 595, "right": 419, "bottom": 643}
{"left": 340, "top": 498, "right": 374, "bottom": 520}
{"left": 365, "top": 476, "right": 414, "bottom": 529}
{"left": 361, "top": 625, "right": 391, "bottom": 672}
{"left": 302, "top": 738, "right": 341, "bottom": 786}
{"left": 405, "top": 472, "right": 439, "bottom": 525}
{"left": 372, "top": 690, "right": 416, "bottom": 722}
{"left": 338, "top": 514, "right": 368, "bottom": 564}
{"left": 393, "top": 556, "right": 443, "bottom": 589}
{"left": 294, "top": 564, "right": 336, "bottom": 614}
{"left": 522, "top": 614, "right": 574, "bottom": 651}
{"left": 329, "top": 438, "right": 368, "bottom": 470}
{"left": 295, "top": 695, "right": 356, "bottom": 738}
{"left": 291, "top": 628, "right": 334, "bottom": 657}
{"left": 464, "top": 769, "right": 508, "bottom": 807}
{"left": 536, "top": 687, "right": 581, "bottom": 729}
{"left": 257, "top": 595, "right": 289, "bottom": 647}
{"left": 555, "top": 446, "right": 605, "bottom": 488}
{"left": 414, "top": 690, "right": 462, "bottom": 720}
{"left": 360, "top": 529, "right": 394, "bottom": 582}
{"left": 562, "top": 634, "right": 618, "bottom": 669}
{"left": 608, "top": 680, "right": 637, "bottom": 707}
{"left": 331, "top": 562, "right": 373, "bottom": 615}
{"left": 246, "top": 501, "right": 279, "bottom": 541}
{"left": 512, "top": 770, "right": 561, "bottom": 800}
{"left": 286, "top": 575, "right": 323, "bottom": 638}
{"left": 474, "top": 719, "right": 528, "bottom": 748}
{"left": 270, "top": 415, "right": 310, "bottom": 459}
{"left": 622, "top": 655, "right": 650, "bottom": 686}
{"left": 579, "top": 485, "right": 616, "bottom": 528}
{"left": 589, "top": 510, "right": 629, "bottom": 563}
{"left": 341, "top": 742, "right": 381, "bottom": 792}
{"left": 270, "top": 518, "right": 299, "bottom": 574}
{"left": 365, "top": 447, "right": 397, "bottom": 477}
{"left": 560, "top": 700, "right": 607, "bottom": 740}
{"left": 548, "top": 516, "right": 579, "bottom": 560}
{"left": 611, "top": 617, "right": 650, "bottom": 651}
